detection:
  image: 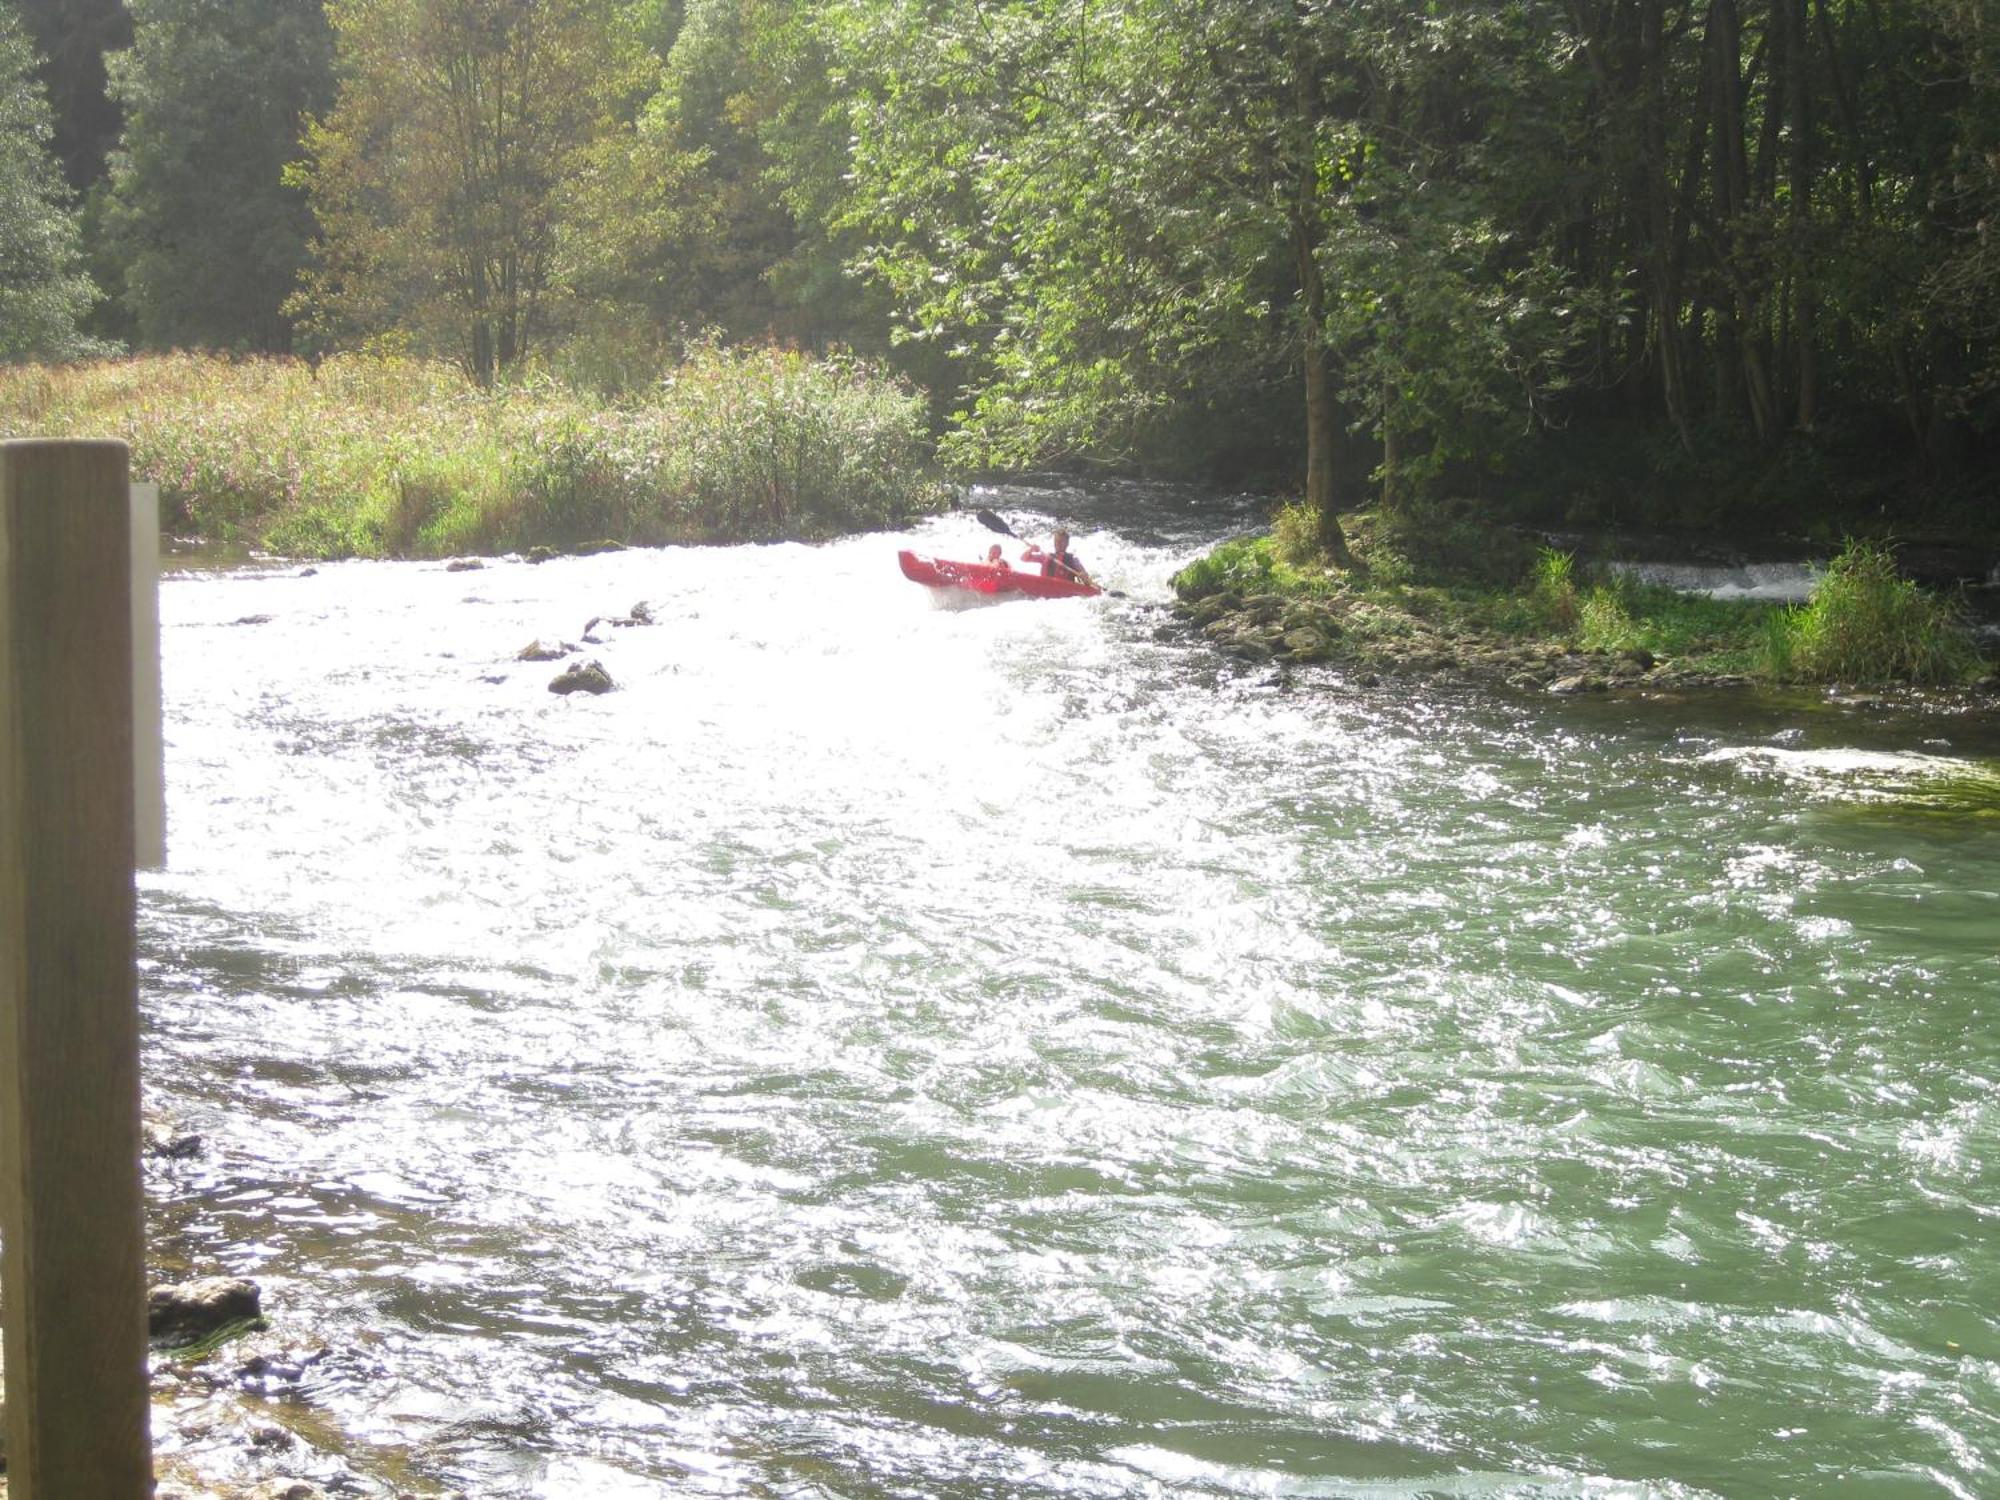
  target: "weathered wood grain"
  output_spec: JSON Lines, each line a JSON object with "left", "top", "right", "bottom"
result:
{"left": 0, "top": 440, "right": 151, "bottom": 1496}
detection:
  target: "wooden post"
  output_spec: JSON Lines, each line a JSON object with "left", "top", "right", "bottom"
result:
{"left": 129, "top": 481, "right": 164, "bottom": 870}
{"left": 0, "top": 440, "right": 152, "bottom": 1496}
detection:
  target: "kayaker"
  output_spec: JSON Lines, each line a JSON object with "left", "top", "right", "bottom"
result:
{"left": 1023, "top": 527, "right": 1090, "bottom": 586}
{"left": 985, "top": 543, "right": 1010, "bottom": 570}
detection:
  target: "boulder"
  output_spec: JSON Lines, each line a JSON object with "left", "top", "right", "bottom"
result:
{"left": 573, "top": 538, "right": 626, "bottom": 556}
{"left": 516, "top": 639, "right": 573, "bottom": 663}
{"left": 445, "top": 558, "right": 484, "bottom": 573}
{"left": 1281, "top": 626, "right": 1335, "bottom": 662}
{"left": 1241, "top": 592, "right": 1287, "bottom": 624}
{"left": 1188, "top": 592, "right": 1243, "bottom": 626}
{"left": 549, "top": 658, "right": 614, "bottom": 695}
{"left": 150, "top": 1276, "right": 262, "bottom": 1347}
{"left": 1548, "top": 673, "right": 1608, "bottom": 695}
{"left": 143, "top": 1122, "right": 204, "bottom": 1159}
{"left": 524, "top": 545, "right": 559, "bottom": 565}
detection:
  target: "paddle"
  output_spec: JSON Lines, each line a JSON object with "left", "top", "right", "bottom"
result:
{"left": 972, "top": 509, "right": 1123, "bottom": 597}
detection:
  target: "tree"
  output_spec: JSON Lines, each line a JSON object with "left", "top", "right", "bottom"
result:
{"left": 12, "top": 0, "right": 126, "bottom": 190}
{"left": 102, "top": 0, "right": 334, "bottom": 352}
{"left": 823, "top": 0, "right": 1593, "bottom": 559}
{"left": 557, "top": 0, "right": 882, "bottom": 368}
{"left": 0, "top": 0, "right": 96, "bottom": 359}
{"left": 821, "top": 1, "right": 1342, "bottom": 555}
{"left": 293, "top": 0, "right": 618, "bottom": 382}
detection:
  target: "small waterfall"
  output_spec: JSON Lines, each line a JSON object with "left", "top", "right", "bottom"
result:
{"left": 1607, "top": 558, "right": 1820, "bottom": 602}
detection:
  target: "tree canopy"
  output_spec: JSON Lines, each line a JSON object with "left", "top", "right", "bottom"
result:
{"left": 9, "top": 0, "right": 2000, "bottom": 540}
{"left": 101, "top": 0, "right": 333, "bottom": 352}
{"left": 0, "top": 0, "right": 97, "bottom": 359}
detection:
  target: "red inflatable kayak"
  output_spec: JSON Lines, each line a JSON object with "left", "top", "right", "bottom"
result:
{"left": 898, "top": 549, "right": 1102, "bottom": 600}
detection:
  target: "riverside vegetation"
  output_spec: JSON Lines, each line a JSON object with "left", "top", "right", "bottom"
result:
{"left": 0, "top": 347, "right": 948, "bottom": 557}
{"left": 1172, "top": 503, "right": 1995, "bottom": 697}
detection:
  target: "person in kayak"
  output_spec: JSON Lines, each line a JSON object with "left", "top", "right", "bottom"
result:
{"left": 985, "top": 543, "right": 1011, "bottom": 570}
{"left": 1022, "top": 527, "right": 1090, "bottom": 586}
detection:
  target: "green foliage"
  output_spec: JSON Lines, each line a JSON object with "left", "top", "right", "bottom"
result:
{"left": 1575, "top": 579, "right": 1640, "bottom": 653}
{"left": 101, "top": 0, "right": 333, "bottom": 352}
{"left": 1370, "top": 496, "right": 1539, "bottom": 586}
{"left": 650, "top": 341, "right": 945, "bottom": 540}
{"left": 1271, "top": 501, "right": 1327, "bottom": 570}
{"left": 573, "top": 0, "right": 848, "bottom": 344}
{"left": 291, "top": 0, "right": 624, "bottom": 383}
{"left": 0, "top": 349, "right": 945, "bottom": 556}
{"left": 0, "top": 3, "right": 100, "bottom": 359}
{"left": 1530, "top": 548, "right": 1578, "bottom": 630}
{"left": 1171, "top": 534, "right": 1332, "bottom": 602}
{"left": 1177, "top": 515, "right": 1785, "bottom": 678}
{"left": 1544, "top": 567, "right": 1775, "bottom": 669}
{"left": 827, "top": 1, "right": 1340, "bottom": 482}
{"left": 1767, "top": 539, "right": 1983, "bottom": 686}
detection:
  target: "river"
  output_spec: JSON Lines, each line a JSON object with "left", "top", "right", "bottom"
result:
{"left": 142, "top": 481, "right": 1998, "bottom": 1498}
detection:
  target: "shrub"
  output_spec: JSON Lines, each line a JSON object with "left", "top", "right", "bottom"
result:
{"left": 1767, "top": 539, "right": 1981, "bottom": 686}
{"left": 1375, "top": 495, "right": 1536, "bottom": 585}
{"left": 1529, "top": 547, "right": 1579, "bottom": 630}
{"left": 1172, "top": 535, "right": 1280, "bottom": 599}
{"left": 649, "top": 342, "right": 946, "bottom": 542}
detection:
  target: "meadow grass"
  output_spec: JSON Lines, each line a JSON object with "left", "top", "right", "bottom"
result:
{"left": 0, "top": 346, "right": 948, "bottom": 558}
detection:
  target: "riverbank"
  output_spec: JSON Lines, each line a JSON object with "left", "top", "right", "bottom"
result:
{"left": 0, "top": 350, "right": 948, "bottom": 559}
{"left": 1168, "top": 506, "right": 2000, "bottom": 712}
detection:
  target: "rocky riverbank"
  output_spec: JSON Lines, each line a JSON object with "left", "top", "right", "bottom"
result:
{"left": 1168, "top": 584, "right": 2000, "bottom": 715}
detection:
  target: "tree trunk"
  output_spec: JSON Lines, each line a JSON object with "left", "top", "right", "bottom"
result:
{"left": 1290, "top": 27, "right": 1356, "bottom": 571}
{"left": 1709, "top": 0, "right": 1777, "bottom": 443}
{"left": 1641, "top": 0, "right": 1694, "bottom": 448}
{"left": 1303, "top": 332, "right": 1355, "bottom": 569}
{"left": 1781, "top": 0, "right": 1817, "bottom": 429}
{"left": 1381, "top": 376, "right": 1400, "bottom": 513}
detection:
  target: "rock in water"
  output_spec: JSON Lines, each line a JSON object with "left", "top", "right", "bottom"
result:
{"left": 516, "top": 639, "right": 573, "bottom": 662}
{"left": 1548, "top": 673, "right": 1607, "bottom": 695}
{"left": 149, "top": 1276, "right": 262, "bottom": 1346}
{"left": 550, "top": 659, "right": 614, "bottom": 695}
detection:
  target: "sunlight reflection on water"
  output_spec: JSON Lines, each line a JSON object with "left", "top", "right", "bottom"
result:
{"left": 141, "top": 485, "right": 2000, "bottom": 1498}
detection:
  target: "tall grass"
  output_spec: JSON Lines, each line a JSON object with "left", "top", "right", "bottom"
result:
{"left": 0, "top": 347, "right": 947, "bottom": 558}
{"left": 1528, "top": 547, "right": 1579, "bottom": 629}
{"left": 1767, "top": 539, "right": 1981, "bottom": 686}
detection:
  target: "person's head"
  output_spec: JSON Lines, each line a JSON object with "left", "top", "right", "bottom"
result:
{"left": 1053, "top": 527, "right": 1070, "bottom": 550}
{"left": 986, "top": 543, "right": 1003, "bottom": 563}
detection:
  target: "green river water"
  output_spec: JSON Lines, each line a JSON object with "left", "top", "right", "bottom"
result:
{"left": 141, "top": 484, "right": 1997, "bottom": 1498}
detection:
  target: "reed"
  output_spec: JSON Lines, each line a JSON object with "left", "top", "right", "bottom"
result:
{"left": 0, "top": 347, "right": 947, "bottom": 558}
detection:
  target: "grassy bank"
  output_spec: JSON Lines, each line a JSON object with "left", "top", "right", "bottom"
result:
{"left": 0, "top": 347, "right": 948, "bottom": 558}
{"left": 1173, "top": 504, "right": 1992, "bottom": 692}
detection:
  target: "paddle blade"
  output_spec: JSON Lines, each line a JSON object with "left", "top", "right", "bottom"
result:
{"left": 974, "top": 508, "right": 1017, "bottom": 539}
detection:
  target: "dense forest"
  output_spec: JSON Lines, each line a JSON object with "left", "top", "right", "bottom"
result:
{"left": 3, "top": 0, "right": 1998, "bottom": 549}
